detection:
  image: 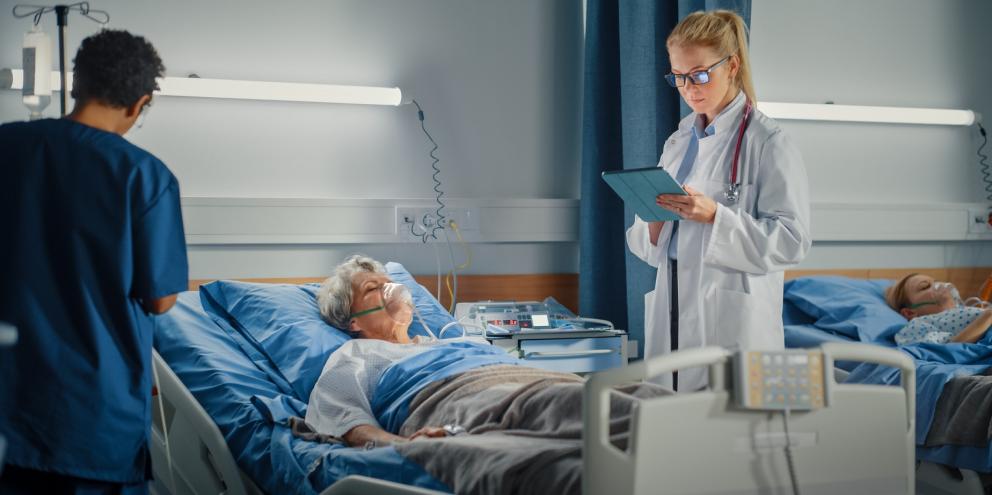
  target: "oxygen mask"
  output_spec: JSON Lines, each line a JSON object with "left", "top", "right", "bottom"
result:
{"left": 351, "top": 282, "right": 413, "bottom": 325}
{"left": 933, "top": 282, "right": 964, "bottom": 307}
{"left": 909, "top": 281, "right": 963, "bottom": 310}
{"left": 351, "top": 282, "right": 438, "bottom": 341}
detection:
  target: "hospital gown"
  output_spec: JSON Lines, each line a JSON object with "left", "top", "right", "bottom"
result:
{"left": 305, "top": 339, "right": 439, "bottom": 437}
{"left": 894, "top": 307, "right": 988, "bottom": 345}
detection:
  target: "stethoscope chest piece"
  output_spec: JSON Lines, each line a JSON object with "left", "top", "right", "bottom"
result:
{"left": 725, "top": 183, "right": 740, "bottom": 203}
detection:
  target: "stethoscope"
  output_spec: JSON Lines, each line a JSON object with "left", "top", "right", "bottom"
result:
{"left": 725, "top": 100, "right": 754, "bottom": 203}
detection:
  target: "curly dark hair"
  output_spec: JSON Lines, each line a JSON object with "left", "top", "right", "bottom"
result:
{"left": 71, "top": 29, "right": 165, "bottom": 108}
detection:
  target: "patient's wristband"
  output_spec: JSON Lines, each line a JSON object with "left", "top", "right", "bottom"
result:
{"left": 363, "top": 440, "right": 377, "bottom": 450}
{"left": 443, "top": 424, "right": 466, "bottom": 436}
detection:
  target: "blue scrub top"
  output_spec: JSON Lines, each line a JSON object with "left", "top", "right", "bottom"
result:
{"left": 0, "top": 118, "right": 188, "bottom": 483}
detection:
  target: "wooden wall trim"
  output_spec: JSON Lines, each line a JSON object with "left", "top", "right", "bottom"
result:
{"left": 189, "top": 267, "right": 991, "bottom": 315}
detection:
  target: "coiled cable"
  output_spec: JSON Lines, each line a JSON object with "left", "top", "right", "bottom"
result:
{"left": 412, "top": 99, "right": 447, "bottom": 243}
{"left": 978, "top": 123, "right": 991, "bottom": 201}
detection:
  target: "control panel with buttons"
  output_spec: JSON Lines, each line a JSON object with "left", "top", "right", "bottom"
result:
{"left": 734, "top": 350, "right": 827, "bottom": 410}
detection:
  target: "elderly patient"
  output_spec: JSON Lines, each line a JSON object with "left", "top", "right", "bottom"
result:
{"left": 885, "top": 273, "right": 992, "bottom": 345}
{"left": 304, "top": 255, "right": 668, "bottom": 494}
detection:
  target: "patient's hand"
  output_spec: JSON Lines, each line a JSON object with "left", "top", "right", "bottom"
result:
{"left": 343, "top": 424, "right": 407, "bottom": 448}
{"left": 409, "top": 426, "right": 447, "bottom": 440}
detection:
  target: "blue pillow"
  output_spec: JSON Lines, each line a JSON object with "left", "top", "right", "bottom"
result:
{"left": 198, "top": 262, "right": 456, "bottom": 401}
{"left": 783, "top": 276, "right": 907, "bottom": 343}
{"left": 199, "top": 281, "right": 345, "bottom": 401}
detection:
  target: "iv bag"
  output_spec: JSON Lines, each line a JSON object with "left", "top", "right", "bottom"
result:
{"left": 23, "top": 26, "right": 52, "bottom": 120}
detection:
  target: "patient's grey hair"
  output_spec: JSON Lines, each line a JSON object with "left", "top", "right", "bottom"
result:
{"left": 318, "top": 255, "right": 386, "bottom": 332}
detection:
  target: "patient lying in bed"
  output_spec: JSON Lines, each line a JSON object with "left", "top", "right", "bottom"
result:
{"left": 305, "top": 255, "right": 668, "bottom": 494}
{"left": 885, "top": 273, "right": 992, "bottom": 345}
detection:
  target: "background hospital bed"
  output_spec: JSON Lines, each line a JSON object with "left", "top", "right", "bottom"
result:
{"left": 782, "top": 268, "right": 992, "bottom": 495}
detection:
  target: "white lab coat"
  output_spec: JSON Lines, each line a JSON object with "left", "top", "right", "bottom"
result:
{"left": 626, "top": 92, "right": 811, "bottom": 391}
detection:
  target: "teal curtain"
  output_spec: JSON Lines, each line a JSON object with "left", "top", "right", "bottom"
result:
{"left": 579, "top": 0, "right": 751, "bottom": 356}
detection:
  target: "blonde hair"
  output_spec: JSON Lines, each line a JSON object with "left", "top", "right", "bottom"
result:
{"left": 667, "top": 10, "right": 756, "bottom": 105}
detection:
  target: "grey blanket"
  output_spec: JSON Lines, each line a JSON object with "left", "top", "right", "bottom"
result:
{"left": 393, "top": 365, "right": 671, "bottom": 495}
{"left": 925, "top": 368, "right": 992, "bottom": 448}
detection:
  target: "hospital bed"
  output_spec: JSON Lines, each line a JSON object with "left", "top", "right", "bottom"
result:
{"left": 782, "top": 274, "right": 992, "bottom": 495}
{"left": 149, "top": 262, "right": 921, "bottom": 494}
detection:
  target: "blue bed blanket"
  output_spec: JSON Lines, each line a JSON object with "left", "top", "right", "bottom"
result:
{"left": 846, "top": 338, "right": 992, "bottom": 447}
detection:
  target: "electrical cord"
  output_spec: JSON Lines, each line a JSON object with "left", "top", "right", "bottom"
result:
{"left": 13, "top": 2, "right": 110, "bottom": 25}
{"left": 444, "top": 221, "right": 473, "bottom": 313}
{"left": 977, "top": 123, "right": 991, "bottom": 201}
{"left": 411, "top": 99, "right": 447, "bottom": 243}
{"left": 433, "top": 241, "right": 443, "bottom": 304}
{"left": 783, "top": 408, "right": 801, "bottom": 495}
{"left": 443, "top": 227, "right": 459, "bottom": 313}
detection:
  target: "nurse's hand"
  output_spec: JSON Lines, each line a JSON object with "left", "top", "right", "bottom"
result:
{"left": 657, "top": 185, "right": 717, "bottom": 224}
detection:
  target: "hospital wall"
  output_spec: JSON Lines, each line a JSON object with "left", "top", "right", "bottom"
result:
{"left": 751, "top": 0, "right": 992, "bottom": 269}
{"left": 0, "top": 0, "right": 989, "bottom": 286}
{"left": 0, "top": 0, "right": 583, "bottom": 278}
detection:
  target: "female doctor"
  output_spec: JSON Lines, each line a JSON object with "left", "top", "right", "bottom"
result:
{"left": 626, "top": 10, "right": 811, "bottom": 392}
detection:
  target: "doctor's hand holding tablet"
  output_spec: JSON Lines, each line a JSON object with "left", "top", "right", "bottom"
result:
{"left": 618, "top": 10, "right": 812, "bottom": 392}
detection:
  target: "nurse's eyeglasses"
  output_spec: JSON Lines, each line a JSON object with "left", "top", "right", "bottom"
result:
{"left": 136, "top": 100, "right": 152, "bottom": 129}
{"left": 665, "top": 56, "right": 730, "bottom": 88}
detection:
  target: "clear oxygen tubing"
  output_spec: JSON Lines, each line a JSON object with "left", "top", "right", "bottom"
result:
{"left": 438, "top": 317, "right": 487, "bottom": 340}
{"left": 570, "top": 316, "right": 614, "bottom": 330}
{"left": 964, "top": 297, "right": 990, "bottom": 309}
{"left": 411, "top": 303, "right": 438, "bottom": 341}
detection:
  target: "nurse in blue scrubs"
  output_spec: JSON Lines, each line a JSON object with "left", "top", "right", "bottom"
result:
{"left": 0, "top": 30, "right": 188, "bottom": 494}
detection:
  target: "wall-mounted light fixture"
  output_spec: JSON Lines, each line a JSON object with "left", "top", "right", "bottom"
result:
{"left": 759, "top": 101, "right": 980, "bottom": 127}
{"left": 0, "top": 68, "right": 406, "bottom": 106}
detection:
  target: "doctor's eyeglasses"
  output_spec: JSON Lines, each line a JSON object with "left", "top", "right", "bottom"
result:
{"left": 665, "top": 56, "right": 730, "bottom": 88}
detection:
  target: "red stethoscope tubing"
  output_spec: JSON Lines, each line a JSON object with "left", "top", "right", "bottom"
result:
{"left": 727, "top": 100, "right": 753, "bottom": 202}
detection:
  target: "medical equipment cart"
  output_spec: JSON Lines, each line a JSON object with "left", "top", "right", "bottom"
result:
{"left": 454, "top": 301, "right": 628, "bottom": 374}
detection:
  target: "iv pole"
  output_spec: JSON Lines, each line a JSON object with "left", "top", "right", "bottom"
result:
{"left": 13, "top": 3, "right": 110, "bottom": 116}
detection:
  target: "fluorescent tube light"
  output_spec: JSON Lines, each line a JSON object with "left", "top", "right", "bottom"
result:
{"left": 759, "top": 101, "right": 980, "bottom": 126}
{"left": 0, "top": 68, "right": 405, "bottom": 106}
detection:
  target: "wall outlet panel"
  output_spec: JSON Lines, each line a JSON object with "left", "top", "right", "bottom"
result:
{"left": 396, "top": 206, "right": 480, "bottom": 242}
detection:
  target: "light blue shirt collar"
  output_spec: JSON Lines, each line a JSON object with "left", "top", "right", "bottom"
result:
{"left": 684, "top": 90, "right": 746, "bottom": 137}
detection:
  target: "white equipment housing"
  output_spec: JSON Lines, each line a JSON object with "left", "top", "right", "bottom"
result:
{"left": 584, "top": 343, "right": 916, "bottom": 495}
